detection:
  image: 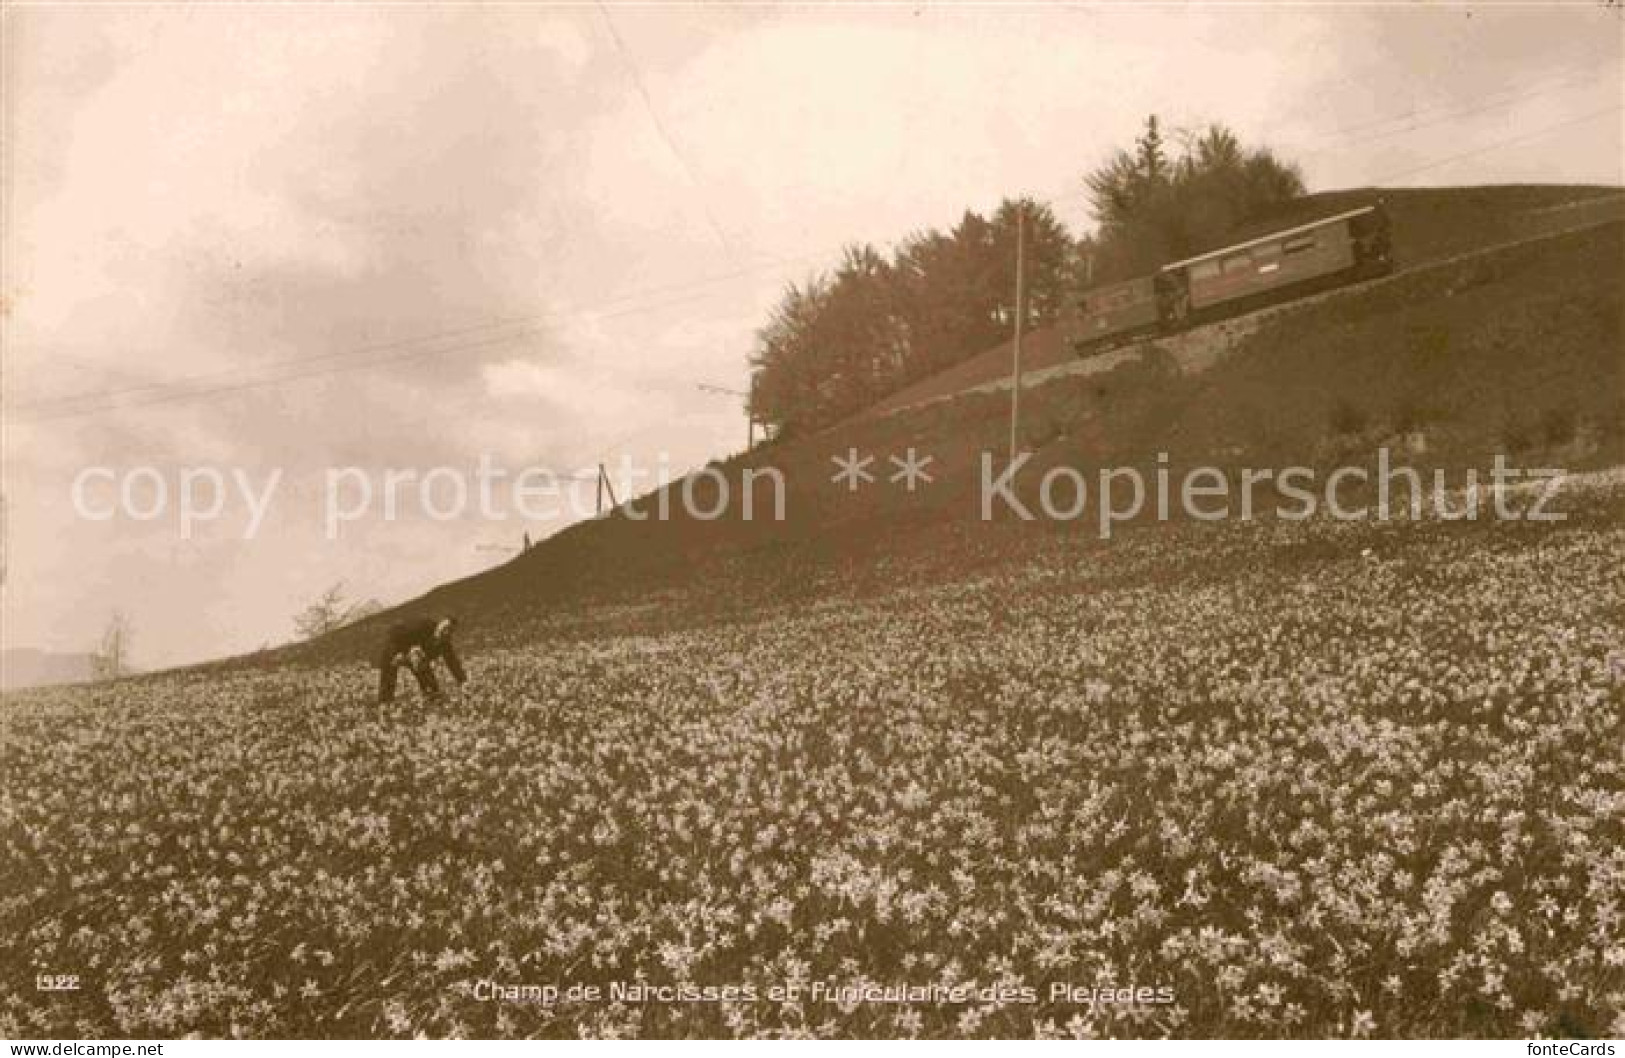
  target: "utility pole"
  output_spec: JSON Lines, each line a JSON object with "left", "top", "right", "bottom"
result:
{"left": 595, "top": 462, "right": 619, "bottom": 516}
{"left": 1008, "top": 204, "right": 1026, "bottom": 465}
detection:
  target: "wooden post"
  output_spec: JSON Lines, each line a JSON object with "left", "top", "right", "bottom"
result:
{"left": 1008, "top": 205, "right": 1026, "bottom": 465}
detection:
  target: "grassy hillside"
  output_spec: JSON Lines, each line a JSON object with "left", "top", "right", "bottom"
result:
{"left": 6, "top": 475, "right": 1623, "bottom": 1038}
{"left": 1204, "top": 185, "right": 1622, "bottom": 269}
{"left": 866, "top": 185, "right": 1623, "bottom": 421}
{"left": 287, "top": 211, "right": 1622, "bottom": 667}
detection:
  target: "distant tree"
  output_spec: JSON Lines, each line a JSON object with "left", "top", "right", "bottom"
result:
{"left": 747, "top": 117, "right": 1302, "bottom": 431}
{"left": 749, "top": 198, "right": 1075, "bottom": 433}
{"left": 749, "top": 275, "right": 832, "bottom": 435}
{"left": 294, "top": 582, "right": 384, "bottom": 640}
{"left": 989, "top": 198, "right": 1073, "bottom": 330}
{"left": 820, "top": 242, "right": 908, "bottom": 415}
{"left": 894, "top": 210, "right": 1008, "bottom": 376}
{"left": 1138, "top": 115, "right": 1168, "bottom": 183}
{"left": 1085, "top": 116, "right": 1305, "bottom": 282}
{"left": 91, "top": 610, "right": 133, "bottom": 681}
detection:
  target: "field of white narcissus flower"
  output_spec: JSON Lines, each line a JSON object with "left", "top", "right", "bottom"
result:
{"left": 3, "top": 476, "right": 1623, "bottom": 1039}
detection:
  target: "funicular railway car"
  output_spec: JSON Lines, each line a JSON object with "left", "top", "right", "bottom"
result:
{"left": 1068, "top": 202, "right": 1393, "bottom": 355}
{"left": 1065, "top": 275, "right": 1161, "bottom": 350}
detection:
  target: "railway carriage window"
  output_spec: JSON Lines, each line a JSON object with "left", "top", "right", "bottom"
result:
{"left": 1253, "top": 242, "right": 1281, "bottom": 260}
{"left": 1283, "top": 235, "right": 1318, "bottom": 255}
{"left": 1191, "top": 261, "right": 1220, "bottom": 280}
{"left": 1222, "top": 253, "right": 1250, "bottom": 274}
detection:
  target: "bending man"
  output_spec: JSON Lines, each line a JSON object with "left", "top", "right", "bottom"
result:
{"left": 377, "top": 616, "right": 467, "bottom": 704}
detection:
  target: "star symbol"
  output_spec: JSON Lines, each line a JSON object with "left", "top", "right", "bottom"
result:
{"left": 888, "top": 448, "right": 935, "bottom": 491}
{"left": 830, "top": 448, "right": 874, "bottom": 491}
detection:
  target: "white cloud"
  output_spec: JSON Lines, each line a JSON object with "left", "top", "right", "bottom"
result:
{"left": 480, "top": 357, "right": 640, "bottom": 417}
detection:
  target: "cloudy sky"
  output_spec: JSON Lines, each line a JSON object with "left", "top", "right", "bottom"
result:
{"left": 2, "top": 3, "right": 1620, "bottom": 669}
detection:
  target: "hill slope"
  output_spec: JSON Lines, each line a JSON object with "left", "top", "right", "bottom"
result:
{"left": 0, "top": 648, "right": 99, "bottom": 691}
{"left": 864, "top": 185, "right": 1624, "bottom": 420}
{"left": 294, "top": 195, "right": 1622, "bottom": 666}
{"left": 6, "top": 470, "right": 1623, "bottom": 1038}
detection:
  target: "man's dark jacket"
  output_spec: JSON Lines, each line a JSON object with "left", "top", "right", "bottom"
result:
{"left": 376, "top": 618, "right": 466, "bottom": 701}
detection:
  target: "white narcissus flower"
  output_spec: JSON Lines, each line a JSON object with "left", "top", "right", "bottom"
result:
{"left": 9, "top": 480, "right": 1624, "bottom": 1037}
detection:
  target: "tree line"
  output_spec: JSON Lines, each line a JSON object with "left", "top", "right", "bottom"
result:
{"left": 747, "top": 117, "right": 1304, "bottom": 435}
